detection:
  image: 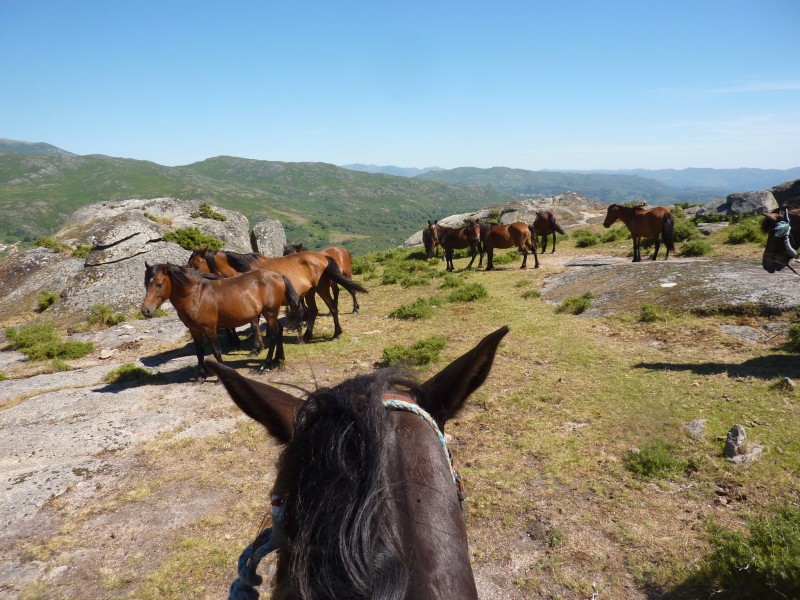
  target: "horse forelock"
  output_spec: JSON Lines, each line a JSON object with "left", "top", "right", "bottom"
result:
{"left": 274, "top": 369, "right": 412, "bottom": 599}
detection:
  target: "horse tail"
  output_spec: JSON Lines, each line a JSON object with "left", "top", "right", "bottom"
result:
{"left": 325, "top": 256, "right": 368, "bottom": 294}
{"left": 662, "top": 212, "right": 676, "bottom": 252}
{"left": 282, "top": 275, "right": 305, "bottom": 332}
{"left": 549, "top": 213, "right": 565, "bottom": 235}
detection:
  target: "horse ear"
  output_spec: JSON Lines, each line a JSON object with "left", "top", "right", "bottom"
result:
{"left": 145, "top": 261, "right": 151, "bottom": 269}
{"left": 417, "top": 326, "right": 509, "bottom": 429}
{"left": 205, "top": 359, "right": 301, "bottom": 444}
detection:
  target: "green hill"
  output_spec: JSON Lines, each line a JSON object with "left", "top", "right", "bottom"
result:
{"left": 0, "top": 152, "right": 513, "bottom": 254}
{"left": 416, "top": 166, "right": 724, "bottom": 204}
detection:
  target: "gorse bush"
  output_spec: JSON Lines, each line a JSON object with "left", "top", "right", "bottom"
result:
{"left": 600, "top": 226, "right": 630, "bottom": 243}
{"left": 787, "top": 323, "right": 800, "bottom": 352}
{"left": 572, "top": 230, "right": 600, "bottom": 248}
{"left": 672, "top": 219, "right": 702, "bottom": 242}
{"left": 556, "top": 292, "right": 594, "bottom": 315}
{"left": 5, "top": 323, "right": 93, "bottom": 361}
{"left": 105, "top": 363, "right": 157, "bottom": 384}
{"left": 639, "top": 303, "right": 667, "bottom": 323}
{"left": 37, "top": 291, "right": 58, "bottom": 312}
{"left": 163, "top": 227, "right": 223, "bottom": 251}
{"left": 623, "top": 440, "right": 682, "bottom": 479}
{"left": 88, "top": 304, "right": 127, "bottom": 328}
{"left": 35, "top": 236, "right": 70, "bottom": 254}
{"left": 703, "top": 504, "right": 800, "bottom": 599}
{"left": 72, "top": 244, "right": 92, "bottom": 258}
{"left": 726, "top": 216, "right": 768, "bottom": 245}
{"left": 388, "top": 297, "right": 435, "bottom": 320}
{"left": 680, "top": 238, "right": 712, "bottom": 257}
{"left": 447, "top": 282, "right": 488, "bottom": 303}
{"left": 191, "top": 203, "right": 227, "bottom": 221}
{"left": 381, "top": 336, "right": 447, "bottom": 367}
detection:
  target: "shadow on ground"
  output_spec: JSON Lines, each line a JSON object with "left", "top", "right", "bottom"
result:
{"left": 635, "top": 354, "right": 800, "bottom": 380}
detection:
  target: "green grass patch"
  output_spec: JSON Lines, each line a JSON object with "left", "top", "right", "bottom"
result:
{"left": 163, "top": 227, "right": 223, "bottom": 251}
{"left": 672, "top": 218, "right": 702, "bottom": 242}
{"left": 36, "top": 291, "right": 58, "bottom": 312}
{"left": 88, "top": 304, "right": 127, "bottom": 328}
{"left": 381, "top": 335, "right": 447, "bottom": 367}
{"left": 572, "top": 229, "right": 600, "bottom": 248}
{"left": 600, "top": 226, "right": 630, "bottom": 243}
{"left": 388, "top": 297, "right": 435, "bottom": 320}
{"left": 680, "top": 238, "right": 712, "bottom": 257}
{"left": 638, "top": 303, "right": 667, "bottom": 323}
{"left": 521, "top": 289, "right": 541, "bottom": 300}
{"left": 72, "top": 244, "right": 92, "bottom": 258}
{"left": 555, "top": 292, "right": 594, "bottom": 315}
{"left": 702, "top": 503, "right": 800, "bottom": 599}
{"left": 725, "top": 216, "right": 768, "bottom": 245}
{"left": 447, "top": 282, "right": 488, "bottom": 303}
{"left": 105, "top": 363, "right": 157, "bottom": 384}
{"left": 623, "top": 440, "right": 682, "bottom": 479}
{"left": 5, "top": 323, "right": 93, "bottom": 361}
{"left": 34, "top": 236, "right": 70, "bottom": 253}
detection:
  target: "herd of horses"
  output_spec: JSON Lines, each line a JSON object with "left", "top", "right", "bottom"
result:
{"left": 137, "top": 202, "right": 800, "bottom": 599}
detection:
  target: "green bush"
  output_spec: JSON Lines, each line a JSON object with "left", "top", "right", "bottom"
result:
{"left": 72, "top": 244, "right": 92, "bottom": 258}
{"left": 639, "top": 303, "right": 667, "bottom": 323}
{"left": 381, "top": 261, "right": 436, "bottom": 287}
{"left": 5, "top": 323, "right": 93, "bottom": 361}
{"left": 726, "top": 217, "right": 768, "bottom": 245}
{"left": 163, "top": 227, "right": 223, "bottom": 251}
{"left": 381, "top": 336, "right": 447, "bottom": 367}
{"left": 600, "top": 226, "right": 630, "bottom": 243}
{"left": 488, "top": 250, "right": 520, "bottom": 265}
{"left": 448, "top": 282, "right": 488, "bottom": 303}
{"left": 105, "top": 363, "right": 157, "bottom": 384}
{"left": 521, "top": 289, "right": 541, "bottom": 300}
{"left": 672, "top": 219, "right": 702, "bottom": 242}
{"left": 351, "top": 256, "right": 377, "bottom": 277}
{"left": 439, "top": 273, "right": 468, "bottom": 289}
{"left": 623, "top": 440, "right": 682, "bottom": 479}
{"left": 88, "top": 304, "right": 127, "bottom": 328}
{"left": 703, "top": 504, "right": 800, "bottom": 598}
{"left": 35, "top": 236, "right": 70, "bottom": 253}
{"left": 190, "top": 202, "right": 227, "bottom": 221}
{"left": 680, "top": 238, "right": 712, "bottom": 257}
{"left": 555, "top": 292, "right": 594, "bottom": 315}
{"left": 37, "top": 291, "right": 58, "bottom": 312}
{"left": 572, "top": 230, "right": 600, "bottom": 248}
{"left": 787, "top": 323, "right": 800, "bottom": 352}
{"left": 0, "top": 372, "right": 6, "bottom": 381}
{"left": 388, "top": 297, "right": 435, "bottom": 320}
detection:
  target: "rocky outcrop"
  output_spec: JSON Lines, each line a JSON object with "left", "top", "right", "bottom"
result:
{"left": 0, "top": 198, "right": 287, "bottom": 326}
{"left": 695, "top": 180, "right": 800, "bottom": 218}
{"left": 772, "top": 178, "right": 800, "bottom": 208}
{"left": 251, "top": 219, "right": 287, "bottom": 257}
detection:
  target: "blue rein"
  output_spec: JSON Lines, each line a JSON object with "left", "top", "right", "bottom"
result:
{"left": 227, "top": 396, "right": 459, "bottom": 600}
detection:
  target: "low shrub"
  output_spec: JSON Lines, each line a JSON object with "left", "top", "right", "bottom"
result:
{"left": 105, "top": 363, "right": 157, "bottom": 384}
{"left": 672, "top": 219, "right": 702, "bottom": 242}
{"left": 726, "top": 216, "right": 767, "bottom": 245}
{"left": 639, "top": 303, "right": 667, "bottom": 323}
{"left": 72, "top": 245, "right": 93, "bottom": 258}
{"left": 623, "top": 440, "right": 681, "bottom": 479}
{"left": 388, "top": 297, "right": 435, "bottom": 320}
{"left": 600, "top": 227, "right": 630, "bottom": 243}
{"left": 521, "top": 289, "right": 541, "bottom": 300}
{"left": 439, "top": 273, "right": 468, "bottom": 289}
{"left": 381, "top": 336, "right": 447, "bottom": 367}
{"left": 37, "top": 291, "right": 58, "bottom": 313}
{"left": 572, "top": 230, "right": 600, "bottom": 248}
{"left": 488, "top": 250, "right": 519, "bottom": 265}
{"left": 787, "top": 323, "right": 800, "bottom": 352}
{"left": 0, "top": 372, "right": 6, "bottom": 381}
{"left": 555, "top": 292, "right": 594, "bottom": 315}
{"left": 35, "top": 236, "right": 70, "bottom": 254}
{"left": 351, "top": 256, "right": 377, "bottom": 277}
{"left": 190, "top": 202, "right": 227, "bottom": 221}
{"left": 5, "top": 323, "right": 93, "bottom": 361}
{"left": 89, "top": 304, "right": 127, "bottom": 328}
{"left": 163, "top": 227, "right": 223, "bottom": 251}
{"left": 703, "top": 503, "right": 800, "bottom": 598}
{"left": 680, "top": 239, "right": 712, "bottom": 257}
{"left": 448, "top": 282, "right": 488, "bottom": 303}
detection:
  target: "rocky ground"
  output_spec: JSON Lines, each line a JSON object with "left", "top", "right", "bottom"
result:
{"left": 1, "top": 250, "right": 798, "bottom": 598}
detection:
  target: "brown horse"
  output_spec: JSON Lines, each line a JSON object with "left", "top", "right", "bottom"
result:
{"left": 761, "top": 208, "right": 800, "bottom": 273}
{"left": 532, "top": 210, "right": 565, "bottom": 253}
{"left": 478, "top": 220, "right": 540, "bottom": 271}
{"left": 282, "top": 243, "right": 360, "bottom": 313}
{"left": 603, "top": 204, "right": 675, "bottom": 262}
{"left": 431, "top": 220, "right": 481, "bottom": 271}
{"left": 187, "top": 248, "right": 366, "bottom": 341}
{"left": 207, "top": 326, "right": 509, "bottom": 600}
{"left": 140, "top": 264, "right": 304, "bottom": 378}
{"left": 422, "top": 220, "right": 440, "bottom": 260}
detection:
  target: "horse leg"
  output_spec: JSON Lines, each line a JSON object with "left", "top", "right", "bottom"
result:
{"left": 651, "top": 236, "right": 661, "bottom": 261}
{"left": 303, "top": 290, "right": 319, "bottom": 342}
{"left": 632, "top": 237, "right": 641, "bottom": 262}
{"left": 317, "top": 285, "right": 343, "bottom": 340}
{"left": 486, "top": 248, "right": 495, "bottom": 271}
{"left": 190, "top": 330, "right": 208, "bottom": 380}
{"left": 249, "top": 318, "right": 265, "bottom": 356}
{"left": 520, "top": 246, "right": 528, "bottom": 269}
{"left": 551, "top": 233, "right": 556, "bottom": 254}
{"left": 541, "top": 234, "right": 548, "bottom": 253}
{"left": 478, "top": 242, "right": 485, "bottom": 267}
{"left": 350, "top": 286, "right": 360, "bottom": 314}
{"left": 260, "top": 313, "right": 280, "bottom": 371}
{"left": 530, "top": 239, "right": 540, "bottom": 268}
{"left": 466, "top": 244, "right": 477, "bottom": 269}
{"left": 445, "top": 248, "right": 454, "bottom": 272}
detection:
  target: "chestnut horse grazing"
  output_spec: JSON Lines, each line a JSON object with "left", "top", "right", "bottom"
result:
{"left": 761, "top": 208, "right": 800, "bottom": 273}
{"left": 207, "top": 326, "right": 509, "bottom": 600}
{"left": 532, "top": 211, "right": 565, "bottom": 253}
{"left": 140, "top": 264, "right": 304, "bottom": 378}
{"left": 187, "top": 248, "right": 366, "bottom": 341}
{"left": 603, "top": 204, "right": 675, "bottom": 262}
{"left": 282, "top": 243, "right": 360, "bottom": 313}
{"left": 478, "top": 220, "right": 540, "bottom": 270}
{"left": 422, "top": 220, "right": 440, "bottom": 260}
{"left": 431, "top": 220, "right": 481, "bottom": 271}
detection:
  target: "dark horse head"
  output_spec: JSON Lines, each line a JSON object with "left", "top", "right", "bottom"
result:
{"left": 762, "top": 208, "right": 800, "bottom": 273}
{"left": 207, "top": 326, "right": 509, "bottom": 600}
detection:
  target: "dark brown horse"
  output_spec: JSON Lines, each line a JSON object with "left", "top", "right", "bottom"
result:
{"left": 140, "top": 264, "right": 304, "bottom": 378}
{"left": 761, "top": 208, "right": 800, "bottom": 273}
{"left": 282, "top": 243, "right": 360, "bottom": 313}
{"left": 430, "top": 220, "right": 481, "bottom": 271}
{"left": 478, "top": 220, "right": 540, "bottom": 270}
{"left": 422, "top": 220, "right": 440, "bottom": 260}
{"left": 531, "top": 210, "right": 565, "bottom": 253}
{"left": 603, "top": 204, "right": 675, "bottom": 262}
{"left": 187, "top": 248, "right": 366, "bottom": 341}
{"left": 207, "top": 326, "right": 509, "bottom": 600}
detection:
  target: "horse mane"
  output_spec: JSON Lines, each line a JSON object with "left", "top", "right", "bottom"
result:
{"left": 274, "top": 368, "right": 412, "bottom": 600}
{"left": 223, "top": 250, "right": 262, "bottom": 273}
{"left": 164, "top": 263, "right": 199, "bottom": 288}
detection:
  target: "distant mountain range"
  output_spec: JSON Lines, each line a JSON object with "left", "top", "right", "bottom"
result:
{"left": 2, "top": 138, "right": 798, "bottom": 253}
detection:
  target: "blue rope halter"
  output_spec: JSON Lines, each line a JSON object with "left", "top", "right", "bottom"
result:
{"left": 227, "top": 394, "right": 461, "bottom": 600}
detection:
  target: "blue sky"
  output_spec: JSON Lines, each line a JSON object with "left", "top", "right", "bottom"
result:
{"left": 2, "top": 0, "right": 799, "bottom": 170}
